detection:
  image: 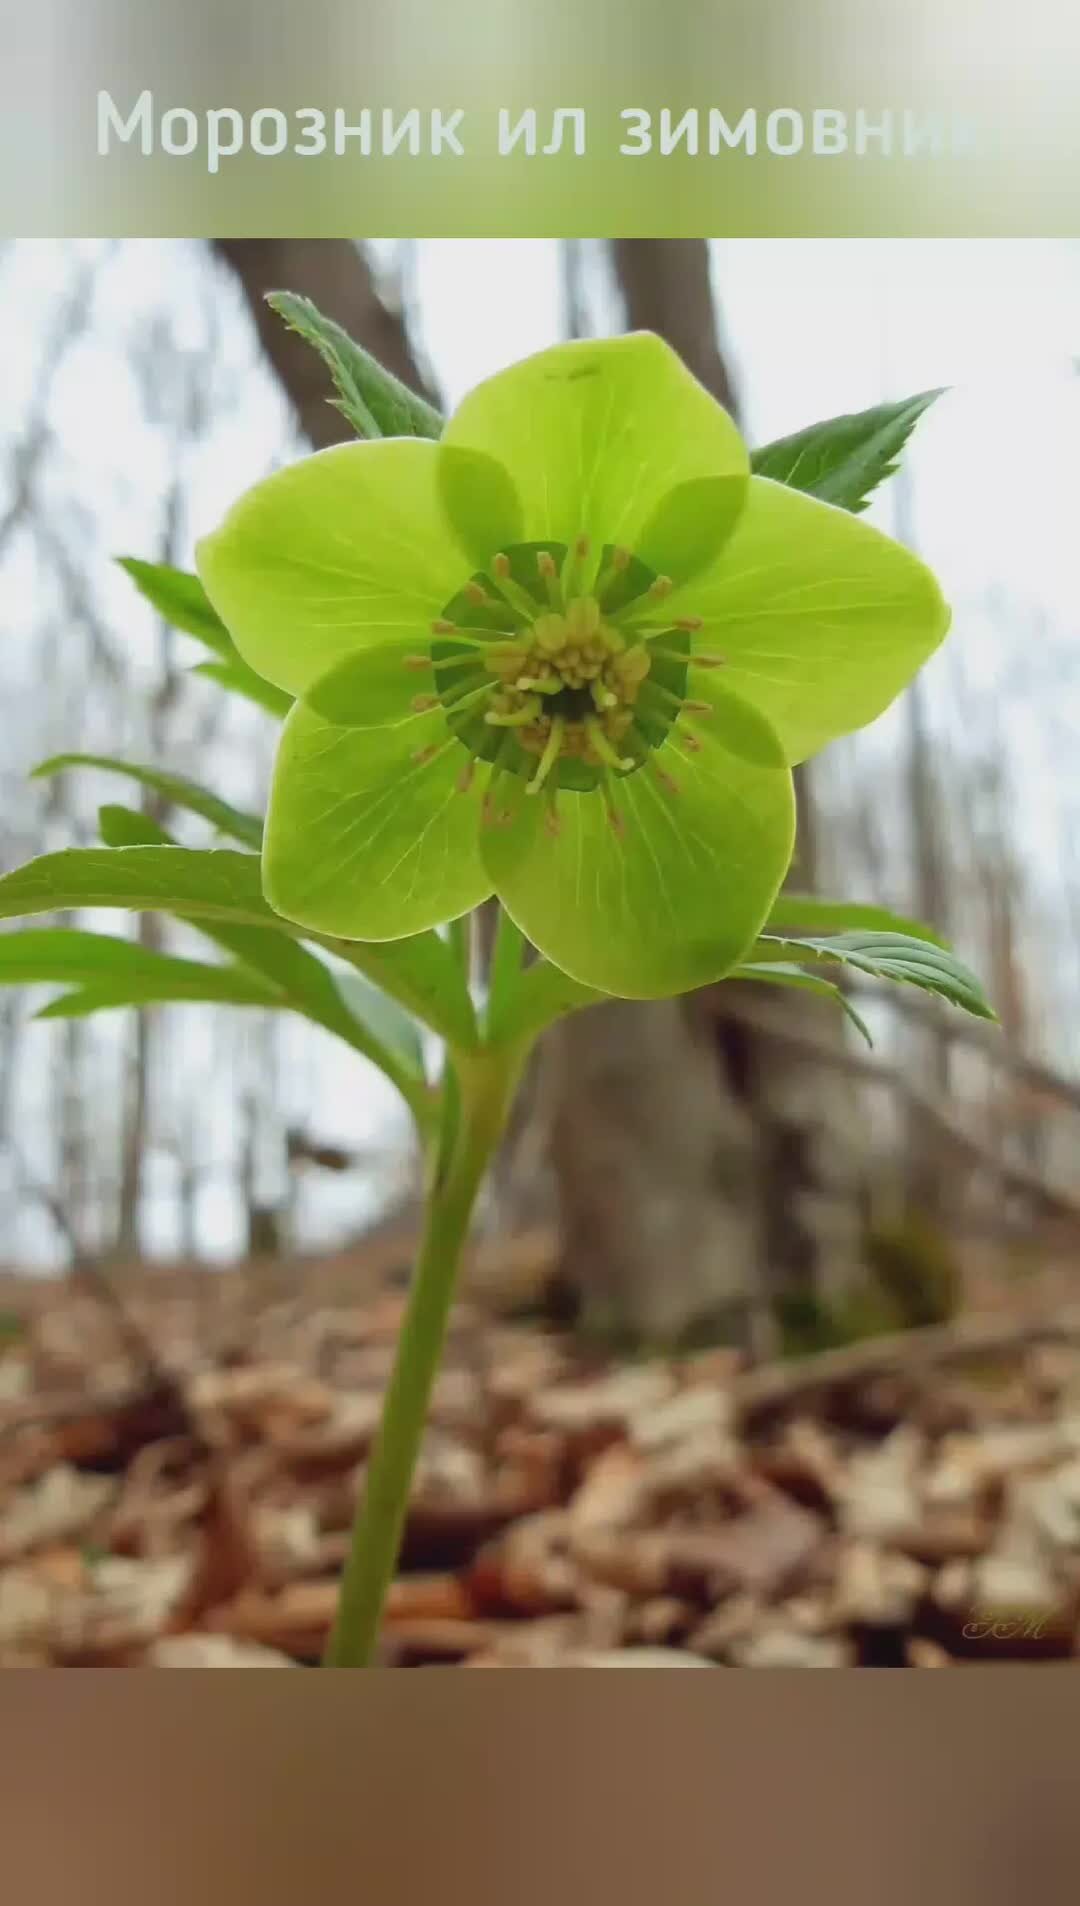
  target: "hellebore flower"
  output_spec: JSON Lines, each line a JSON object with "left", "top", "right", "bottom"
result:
{"left": 197, "top": 334, "right": 948, "bottom": 998}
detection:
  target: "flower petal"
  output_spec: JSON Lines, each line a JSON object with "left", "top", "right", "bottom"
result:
{"left": 480, "top": 727, "right": 795, "bottom": 999}
{"left": 441, "top": 334, "right": 749, "bottom": 582}
{"left": 196, "top": 439, "right": 464, "bottom": 697}
{"left": 263, "top": 700, "right": 491, "bottom": 941}
{"left": 672, "top": 477, "right": 951, "bottom": 764}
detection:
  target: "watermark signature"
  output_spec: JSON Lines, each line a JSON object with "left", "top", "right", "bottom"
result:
{"left": 960, "top": 1605, "right": 1066, "bottom": 1642}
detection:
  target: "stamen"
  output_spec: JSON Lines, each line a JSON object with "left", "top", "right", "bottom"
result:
{"left": 591, "top": 680, "right": 619, "bottom": 711}
{"left": 403, "top": 655, "right": 432, "bottom": 672}
{"left": 674, "top": 616, "right": 704, "bottom": 633}
{"left": 465, "top": 580, "right": 490, "bottom": 607}
{"left": 647, "top": 644, "right": 727, "bottom": 670}
{"left": 456, "top": 760, "right": 476, "bottom": 795}
{"left": 648, "top": 575, "right": 674, "bottom": 602}
{"left": 441, "top": 681, "right": 496, "bottom": 715}
{"left": 410, "top": 694, "right": 439, "bottom": 714}
{"left": 595, "top": 544, "right": 633, "bottom": 606}
{"left": 585, "top": 719, "right": 634, "bottom": 774}
{"left": 526, "top": 716, "right": 566, "bottom": 795}
{"left": 431, "top": 618, "right": 457, "bottom": 634}
{"left": 485, "top": 699, "right": 542, "bottom": 728}
{"left": 516, "top": 675, "right": 562, "bottom": 696}
{"left": 534, "top": 549, "right": 564, "bottom": 611}
{"left": 560, "top": 532, "right": 592, "bottom": 598}
{"left": 488, "top": 558, "right": 543, "bottom": 622}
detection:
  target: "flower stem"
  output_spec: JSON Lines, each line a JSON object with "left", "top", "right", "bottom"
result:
{"left": 324, "top": 1047, "right": 522, "bottom": 1667}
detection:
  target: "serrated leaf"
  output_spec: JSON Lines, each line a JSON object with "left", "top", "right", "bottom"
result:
{"left": 191, "top": 659, "right": 292, "bottom": 720}
{"left": 750, "top": 391, "right": 944, "bottom": 515}
{"left": 118, "top": 558, "right": 233, "bottom": 655}
{"left": 35, "top": 755, "right": 263, "bottom": 851}
{"left": 731, "top": 960, "right": 873, "bottom": 1046}
{"left": 745, "top": 930, "right": 995, "bottom": 1021}
{"left": 766, "top": 892, "right": 947, "bottom": 948}
{"left": 0, "top": 847, "right": 475, "bottom": 1047}
{"left": 267, "top": 290, "right": 443, "bottom": 443}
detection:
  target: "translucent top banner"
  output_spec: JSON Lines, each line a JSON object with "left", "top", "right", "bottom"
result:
{"left": 6, "top": 0, "right": 1079, "bottom": 236}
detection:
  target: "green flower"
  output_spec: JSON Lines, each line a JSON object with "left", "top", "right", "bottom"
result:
{"left": 197, "top": 334, "right": 948, "bottom": 998}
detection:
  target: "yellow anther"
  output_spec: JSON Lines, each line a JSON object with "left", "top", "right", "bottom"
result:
{"left": 465, "top": 580, "right": 489, "bottom": 606}
{"left": 614, "top": 645, "right": 652, "bottom": 688}
{"left": 491, "top": 552, "right": 512, "bottom": 579}
{"left": 534, "top": 612, "right": 567, "bottom": 656}
{"left": 403, "top": 654, "right": 431, "bottom": 671}
{"left": 674, "top": 616, "right": 704, "bottom": 633}
{"left": 537, "top": 551, "right": 558, "bottom": 579}
{"left": 574, "top": 534, "right": 590, "bottom": 560}
{"left": 456, "top": 761, "right": 476, "bottom": 794}
{"left": 684, "top": 699, "right": 712, "bottom": 714}
{"left": 648, "top": 575, "right": 674, "bottom": 601}
{"left": 410, "top": 694, "right": 439, "bottom": 713}
{"left": 612, "top": 546, "right": 631, "bottom": 572}
{"left": 431, "top": 618, "right": 457, "bottom": 634}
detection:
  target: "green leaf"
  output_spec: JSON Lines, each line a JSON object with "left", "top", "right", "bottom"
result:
{"left": 34, "top": 755, "right": 264, "bottom": 851}
{"left": 0, "top": 928, "right": 279, "bottom": 1013}
{"left": 731, "top": 960, "right": 873, "bottom": 1046}
{"left": 266, "top": 290, "right": 444, "bottom": 442}
{"left": 766, "top": 893, "right": 948, "bottom": 948}
{"left": 118, "top": 558, "right": 233, "bottom": 655}
{"left": 120, "top": 559, "right": 291, "bottom": 719}
{"left": 326, "top": 964, "right": 426, "bottom": 1075}
{"left": 750, "top": 391, "right": 944, "bottom": 515}
{"left": 192, "top": 660, "right": 293, "bottom": 721}
{"left": 37, "top": 973, "right": 278, "bottom": 1018}
{"left": 94, "top": 809, "right": 428, "bottom": 1093}
{"left": 745, "top": 930, "right": 995, "bottom": 1022}
{"left": 0, "top": 847, "right": 475, "bottom": 1048}
{"left": 97, "top": 805, "right": 172, "bottom": 848}
{"left": 494, "top": 958, "right": 603, "bottom": 1047}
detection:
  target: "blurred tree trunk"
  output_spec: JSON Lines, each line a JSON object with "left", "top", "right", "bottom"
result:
{"left": 540, "top": 241, "right": 865, "bottom": 1345}
{"left": 215, "top": 236, "right": 865, "bottom": 1346}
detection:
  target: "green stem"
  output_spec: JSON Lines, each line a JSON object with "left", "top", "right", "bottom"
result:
{"left": 324, "top": 1046, "right": 523, "bottom": 1667}
{"left": 485, "top": 905, "right": 525, "bottom": 1040}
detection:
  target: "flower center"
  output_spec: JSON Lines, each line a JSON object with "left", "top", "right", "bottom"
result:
{"left": 408, "top": 537, "right": 722, "bottom": 833}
